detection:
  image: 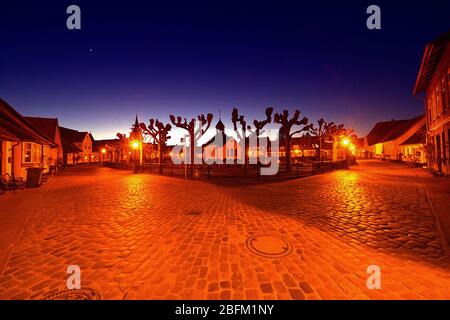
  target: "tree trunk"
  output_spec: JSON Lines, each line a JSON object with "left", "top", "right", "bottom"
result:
{"left": 189, "top": 131, "right": 195, "bottom": 178}
{"left": 285, "top": 137, "right": 292, "bottom": 172}
{"left": 332, "top": 138, "right": 338, "bottom": 161}
{"left": 158, "top": 144, "right": 163, "bottom": 174}
{"left": 318, "top": 136, "right": 322, "bottom": 166}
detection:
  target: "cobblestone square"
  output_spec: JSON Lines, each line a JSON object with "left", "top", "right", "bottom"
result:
{"left": 1, "top": 160, "right": 450, "bottom": 300}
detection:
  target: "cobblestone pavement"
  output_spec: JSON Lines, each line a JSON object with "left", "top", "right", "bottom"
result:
{"left": 1, "top": 160, "right": 450, "bottom": 300}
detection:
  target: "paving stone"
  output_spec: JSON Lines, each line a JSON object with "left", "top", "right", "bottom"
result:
{"left": 0, "top": 162, "right": 449, "bottom": 300}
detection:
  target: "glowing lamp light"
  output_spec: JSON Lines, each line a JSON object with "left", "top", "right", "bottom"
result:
{"left": 84, "top": 156, "right": 88, "bottom": 160}
{"left": 131, "top": 141, "right": 140, "bottom": 149}
{"left": 294, "top": 149, "right": 300, "bottom": 154}
{"left": 342, "top": 138, "right": 349, "bottom": 146}
{"left": 101, "top": 148, "right": 106, "bottom": 154}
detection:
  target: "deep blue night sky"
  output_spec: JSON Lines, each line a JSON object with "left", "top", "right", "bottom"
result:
{"left": 1, "top": 1, "right": 449, "bottom": 140}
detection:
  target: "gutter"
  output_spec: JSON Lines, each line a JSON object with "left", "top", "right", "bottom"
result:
{"left": 10, "top": 141, "right": 21, "bottom": 179}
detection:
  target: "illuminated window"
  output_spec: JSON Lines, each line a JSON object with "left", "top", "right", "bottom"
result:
{"left": 23, "top": 143, "right": 32, "bottom": 163}
{"left": 22, "top": 142, "right": 42, "bottom": 163}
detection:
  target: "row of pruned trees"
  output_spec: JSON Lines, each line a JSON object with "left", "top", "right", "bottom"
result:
{"left": 117, "top": 108, "right": 354, "bottom": 173}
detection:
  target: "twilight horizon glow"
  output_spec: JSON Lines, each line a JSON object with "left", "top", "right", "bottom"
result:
{"left": 0, "top": 1, "right": 449, "bottom": 141}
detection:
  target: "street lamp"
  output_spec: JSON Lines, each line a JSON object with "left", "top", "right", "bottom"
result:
{"left": 131, "top": 140, "right": 143, "bottom": 169}
{"left": 341, "top": 138, "right": 351, "bottom": 168}
{"left": 101, "top": 148, "right": 106, "bottom": 165}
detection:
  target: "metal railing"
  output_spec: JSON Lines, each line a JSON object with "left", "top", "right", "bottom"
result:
{"left": 103, "top": 159, "right": 355, "bottom": 182}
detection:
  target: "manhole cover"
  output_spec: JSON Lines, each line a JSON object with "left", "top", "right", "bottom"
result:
{"left": 246, "top": 234, "right": 293, "bottom": 258}
{"left": 44, "top": 288, "right": 101, "bottom": 300}
{"left": 186, "top": 210, "right": 202, "bottom": 216}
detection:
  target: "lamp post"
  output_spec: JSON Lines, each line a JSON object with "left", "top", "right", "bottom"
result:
{"left": 341, "top": 138, "right": 350, "bottom": 168}
{"left": 131, "top": 140, "right": 143, "bottom": 173}
{"left": 101, "top": 148, "right": 106, "bottom": 166}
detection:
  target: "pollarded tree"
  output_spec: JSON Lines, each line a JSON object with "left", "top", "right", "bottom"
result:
{"left": 169, "top": 113, "right": 213, "bottom": 177}
{"left": 326, "top": 124, "right": 355, "bottom": 161}
{"left": 231, "top": 107, "right": 251, "bottom": 173}
{"left": 308, "top": 118, "right": 335, "bottom": 163}
{"left": 140, "top": 119, "right": 172, "bottom": 171}
{"left": 273, "top": 110, "right": 309, "bottom": 172}
{"left": 247, "top": 107, "right": 274, "bottom": 162}
{"left": 116, "top": 133, "right": 129, "bottom": 162}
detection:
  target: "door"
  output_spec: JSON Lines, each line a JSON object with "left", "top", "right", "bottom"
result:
{"left": 0, "top": 140, "right": 3, "bottom": 175}
{"left": 436, "top": 134, "right": 442, "bottom": 172}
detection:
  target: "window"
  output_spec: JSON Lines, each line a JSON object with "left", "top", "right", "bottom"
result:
{"left": 431, "top": 93, "right": 436, "bottom": 120}
{"left": 22, "top": 142, "right": 42, "bottom": 163}
{"left": 442, "top": 131, "right": 447, "bottom": 162}
{"left": 23, "top": 143, "right": 32, "bottom": 163}
{"left": 436, "top": 87, "right": 442, "bottom": 116}
{"left": 427, "top": 98, "right": 432, "bottom": 124}
{"left": 447, "top": 67, "right": 450, "bottom": 107}
{"left": 442, "top": 76, "right": 448, "bottom": 112}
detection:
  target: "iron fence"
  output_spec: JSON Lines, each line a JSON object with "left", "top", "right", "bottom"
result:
{"left": 103, "top": 159, "right": 355, "bottom": 182}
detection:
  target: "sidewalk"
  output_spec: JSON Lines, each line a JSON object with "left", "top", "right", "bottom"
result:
{"left": 416, "top": 169, "right": 450, "bottom": 249}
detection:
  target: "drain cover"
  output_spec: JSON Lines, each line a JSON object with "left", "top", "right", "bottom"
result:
{"left": 44, "top": 288, "right": 101, "bottom": 300}
{"left": 246, "top": 234, "right": 293, "bottom": 258}
{"left": 186, "top": 210, "right": 202, "bottom": 216}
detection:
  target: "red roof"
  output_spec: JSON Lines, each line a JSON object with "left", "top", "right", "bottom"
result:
{"left": 0, "top": 98, "right": 57, "bottom": 146}
{"left": 413, "top": 30, "right": 450, "bottom": 95}
{"left": 400, "top": 125, "right": 426, "bottom": 145}
{"left": 24, "top": 117, "right": 59, "bottom": 142}
{"left": 366, "top": 115, "right": 425, "bottom": 146}
{"left": 93, "top": 139, "right": 120, "bottom": 152}
{"left": 60, "top": 126, "right": 89, "bottom": 153}
{"left": 290, "top": 135, "right": 332, "bottom": 149}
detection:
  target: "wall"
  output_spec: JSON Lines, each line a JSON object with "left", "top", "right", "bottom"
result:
{"left": 425, "top": 43, "right": 450, "bottom": 174}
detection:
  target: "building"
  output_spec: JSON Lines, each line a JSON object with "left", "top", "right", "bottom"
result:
{"left": 413, "top": 30, "right": 450, "bottom": 174}
{"left": 203, "top": 119, "right": 241, "bottom": 163}
{"left": 24, "top": 117, "right": 64, "bottom": 172}
{"left": 60, "top": 127, "right": 94, "bottom": 165}
{"left": 0, "top": 98, "right": 57, "bottom": 179}
{"left": 364, "top": 115, "right": 426, "bottom": 164}
{"left": 289, "top": 135, "right": 333, "bottom": 162}
{"left": 93, "top": 139, "right": 119, "bottom": 162}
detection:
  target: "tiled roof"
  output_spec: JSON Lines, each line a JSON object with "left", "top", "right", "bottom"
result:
{"left": 414, "top": 30, "right": 450, "bottom": 95}
{"left": 60, "top": 127, "right": 88, "bottom": 144}
{"left": 400, "top": 125, "right": 426, "bottom": 145}
{"left": 204, "top": 132, "right": 237, "bottom": 148}
{"left": 24, "top": 116, "right": 58, "bottom": 141}
{"left": 0, "top": 98, "right": 56, "bottom": 146}
{"left": 60, "top": 126, "right": 88, "bottom": 153}
{"left": 93, "top": 139, "right": 120, "bottom": 152}
{"left": 366, "top": 115, "right": 425, "bottom": 146}
{"left": 290, "top": 135, "right": 332, "bottom": 149}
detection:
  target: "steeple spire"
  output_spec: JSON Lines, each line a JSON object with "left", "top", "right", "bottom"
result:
{"left": 134, "top": 114, "right": 139, "bottom": 127}
{"left": 215, "top": 109, "right": 225, "bottom": 133}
